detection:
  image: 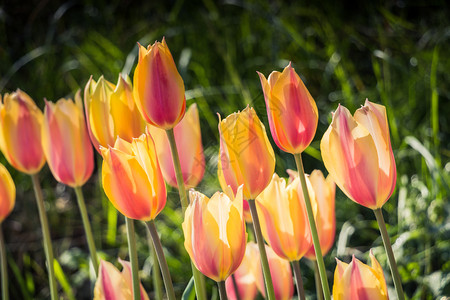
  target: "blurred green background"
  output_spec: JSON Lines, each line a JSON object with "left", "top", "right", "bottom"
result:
{"left": 0, "top": 0, "right": 449, "bottom": 299}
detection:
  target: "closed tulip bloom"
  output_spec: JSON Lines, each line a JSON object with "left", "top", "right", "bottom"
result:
{"left": 218, "top": 106, "right": 275, "bottom": 200}
{"left": 84, "top": 75, "right": 145, "bottom": 151}
{"left": 333, "top": 252, "right": 388, "bottom": 300}
{"left": 94, "top": 259, "right": 150, "bottom": 300}
{"left": 321, "top": 100, "right": 397, "bottom": 209}
{"left": 256, "top": 173, "right": 314, "bottom": 261}
{"left": 100, "top": 133, "right": 166, "bottom": 221}
{"left": 0, "top": 163, "right": 15, "bottom": 223}
{"left": 305, "top": 170, "right": 336, "bottom": 259}
{"left": 182, "top": 185, "right": 246, "bottom": 282}
{"left": 133, "top": 38, "right": 186, "bottom": 129}
{"left": 147, "top": 103, "right": 204, "bottom": 188}
{"left": 0, "top": 90, "right": 45, "bottom": 174}
{"left": 258, "top": 63, "right": 318, "bottom": 154}
{"left": 41, "top": 94, "right": 94, "bottom": 187}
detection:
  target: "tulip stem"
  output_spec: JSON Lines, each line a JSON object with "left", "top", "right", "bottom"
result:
{"left": 165, "top": 128, "right": 208, "bottom": 300}
{"left": 74, "top": 186, "right": 99, "bottom": 276}
{"left": 373, "top": 208, "right": 405, "bottom": 300}
{"left": 313, "top": 260, "right": 324, "bottom": 300}
{"left": 292, "top": 260, "right": 305, "bottom": 300}
{"left": 145, "top": 224, "right": 164, "bottom": 300}
{"left": 0, "top": 224, "right": 8, "bottom": 300}
{"left": 231, "top": 275, "right": 241, "bottom": 300}
{"left": 293, "top": 154, "right": 331, "bottom": 300}
{"left": 147, "top": 220, "right": 176, "bottom": 300}
{"left": 31, "top": 174, "right": 58, "bottom": 300}
{"left": 218, "top": 281, "right": 228, "bottom": 300}
{"left": 248, "top": 199, "right": 276, "bottom": 300}
{"left": 126, "top": 217, "right": 141, "bottom": 300}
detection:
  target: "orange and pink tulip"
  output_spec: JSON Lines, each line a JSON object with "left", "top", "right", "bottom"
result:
{"left": 321, "top": 100, "right": 396, "bottom": 209}
{"left": 182, "top": 185, "right": 246, "bottom": 282}
{"left": 100, "top": 133, "right": 166, "bottom": 221}
{"left": 0, "top": 90, "right": 46, "bottom": 174}
{"left": 0, "top": 163, "right": 15, "bottom": 223}
{"left": 147, "top": 103, "right": 204, "bottom": 188}
{"left": 41, "top": 93, "right": 94, "bottom": 187}
{"left": 333, "top": 252, "right": 388, "bottom": 300}
{"left": 258, "top": 63, "right": 318, "bottom": 154}
{"left": 133, "top": 38, "right": 186, "bottom": 129}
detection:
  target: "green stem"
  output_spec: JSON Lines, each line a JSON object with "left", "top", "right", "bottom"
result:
{"left": 248, "top": 199, "right": 276, "bottom": 300}
{"left": 0, "top": 224, "right": 8, "bottom": 300}
{"left": 313, "top": 260, "right": 324, "bottom": 300}
{"left": 291, "top": 260, "right": 305, "bottom": 300}
{"left": 147, "top": 220, "right": 176, "bottom": 300}
{"left": 293, "top": 154, "right": 331, "bottom": 300}
{"left": 126, "top": 218, "right": 141, "bottom": 300}
{"left": 73, "top": 186, "right": 99, "bottom": 276}
{"left": 145, "top": 224, "right": 163, "bottom": 300}
{"left": 31, "top": 174, "right": 58, "bottom": 300}
{"left": 217, "top": 281, "right": 228, "bottom": 300}
{"left": 165, "top": 128, "right": 207, "bottom": 300}
{"left": 373, "top": 208, "right": 405, "bottom": 300}
{"left": 231, "top": 275, "right": 241, "bottom": 300}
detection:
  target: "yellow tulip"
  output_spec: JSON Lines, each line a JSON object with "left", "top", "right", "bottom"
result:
{"left": 84, "top": 75, "right": 145, "bottom": 151}
{"left": 0, "top": 90, "right": 45, "bottom": 174}
{"left": 182, "top": 185, "right": 246, "bottom": 282}
{"left": 100, "top": 133, "right": 166, "bottom": 221}
{"left": 333, "top": 251, "right": 388, "bottom": 300}
{"left": 0, "top": 163, "right": 15, "bottom": 223}
{"left": 218, "top": 106, "right": 275, "bottom": 200}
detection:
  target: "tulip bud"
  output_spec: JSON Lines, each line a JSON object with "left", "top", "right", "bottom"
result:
{"left": 133, "top": 38, "right": 186, "bottom": 129}
{"left": 333, "top": 252, "right": 388, "bottom": 300}
{"left": 41, "top": 93, "right": 94, "bottom": 187}
{"left": 320, "top": 101, "right": 396, "bottom": 209}
{"left": 0, "top": 90, "right": 45, "bottom": 174}
{"left": 182, "top": 185, "right": 246, "bottom": 282}
{"left": 218, "top": 106, "right": 275, "bottom": 200}
{"left": 258, "top": 63, "right": 318, "bottom": 154}
{"left": 100, "top": 133, "right": 166, "bottom": 221}
{"left": 256, "top": 173, "right": 314, "bottom": 261}
{"left": 147, "top": 103, "right": 204, "bottom": 188}
{"left": 0, "top": 163, "right": 15, "bottom": 223}
{"left": 84, "top": 75, "right": 145, "bottom": 151}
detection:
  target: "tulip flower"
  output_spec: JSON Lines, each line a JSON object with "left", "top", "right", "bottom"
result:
{"left": 225, "top": 242, "right": 259, "bottom": 300}
{"left": 0, "top": 90, "right": 45, "bottom": 174}
{"left": 258, "top": 63, "right": 318, "bottom": 154}
{"left": 333, "top": 252, "right": 388, "bottom": 300}
{"left": 94, "top": 259, "right": 150, "bottom": 300}
{"left": 250, "top": 242, "right": 294, "bottom": 300}
{"left": 256, "top": 173, "right": 314, "bottom": 262}
{"left": 217, "top": 106, "right": 275, "bottom": 200}
{"left": 320, "top": 101, "right": 396, "bottom": 209}
{"left": 84, "top": 75, "right": 145, "bottom": 151}
{"left": 133, "top": 38, "right": 186, "bottom": 129}
{"left": 147, "top": 103, "right": 204, "bottom": 188}
{"left": 101, "top": 133, "right": 166, "bottom": 221}
{"left": 0, "top": 163, "right": 15, "bottom": 224}
{"left": 182, "top": 185, "right": 246, "bottom": 282}
{"left": 41, "top": 94, "right": 94, "bottom": 187}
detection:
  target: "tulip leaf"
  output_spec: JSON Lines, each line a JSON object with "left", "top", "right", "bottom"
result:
{"left": 54, "top": 259, "right": 76, "bottom": 300}
{"left": 182, "top": 276, "right": 196, "bottom": 300}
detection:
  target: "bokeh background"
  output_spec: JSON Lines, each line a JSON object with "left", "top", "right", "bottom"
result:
{"left": 0, "top": 0, "right": 449, "bottom": 299}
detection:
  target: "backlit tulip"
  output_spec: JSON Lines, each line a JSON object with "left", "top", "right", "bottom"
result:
{"left": 41, "top": 93, "right": 94, "bottom": 187}
{"left": 84, "top": 75, "right": 145, "bottom": 151}
{"left": 0, "top": 90, "right": 45, "bottom": 174}
{"left": 258, "top": 63, "right": 318, "bottom": 154}
{"left": 225, "top": 242, "right": 259, "bottom": 300}
{"left": 218, "top": 106, "right": 275, "bottom": 200}
{"left": 94, "top": 259, "right": 150, "bottom": 300}
{"left": 0, "top": 163, "right": 15, "bottom": 223}
{"left": 320, "top": 100, "right": 396, "bottom": 209}
{"left": 256, "top": 173, "right": 314, "bottom": 261}
{"left": 250, "top": 242, "right": 294, "bottom": 300}
{"left": 100, "top": 133, "right": 166, "bottom": 221}
{"left": 333, "top": 252, "right": 388, "bottom": 300}
{"left": 147, "top": 104, "right": 204, "bottom": 188}
{"left": 182, "top": 185, "right": 246, "bottom": 282}
{"left": 133, "top": 38, "right": 186, "bottom": 129}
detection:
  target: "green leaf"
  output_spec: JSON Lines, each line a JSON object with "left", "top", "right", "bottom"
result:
{"left": 182, "top": 276, "right": 196, "bottom": 300}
